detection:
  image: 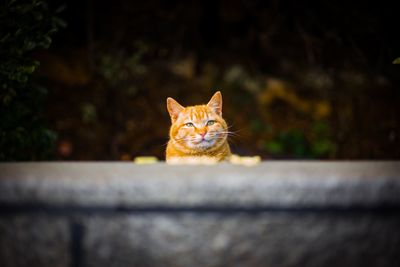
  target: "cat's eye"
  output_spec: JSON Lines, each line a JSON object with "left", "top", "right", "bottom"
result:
{"left": 185, "top": 122, "right": 194, "bottom": 127}
{"left": 206, "top": 120, "right": 215, "bottom": 126}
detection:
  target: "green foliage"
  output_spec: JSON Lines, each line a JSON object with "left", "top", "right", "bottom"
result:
{"left": 393, "top": 57, "right": 400, "bottom": 64}
{"left": 80, "top": 102, "right": 97, "bottom": 123}
{"left": 265, "top": 121, "right": 336, "bottom": 159}
{"left": 0, "top": 0, "right": 64, "bottom": 160}
{"left": 98, "top": 44, "right": 148, "bottom": 88}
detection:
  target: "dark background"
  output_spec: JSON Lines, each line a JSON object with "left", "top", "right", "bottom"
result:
{"left": 35, "top": 0, "right": 400, "bottom": 160}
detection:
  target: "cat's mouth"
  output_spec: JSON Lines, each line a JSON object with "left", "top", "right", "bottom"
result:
{"left": 191, "top": 138, "right": 215, "bottom": 149}
{"left": 194, "top": 139, "right": 211, "bottom": 144}
{"left": 191, "top": 133, "right": 225, "bottom": 147}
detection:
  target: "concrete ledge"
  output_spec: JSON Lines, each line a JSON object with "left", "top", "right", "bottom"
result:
{"left": 1, "top": 161, "right": 400, "bottom": 267}
{"left": 1, "top": 161, "right": 400, "bottom": 208}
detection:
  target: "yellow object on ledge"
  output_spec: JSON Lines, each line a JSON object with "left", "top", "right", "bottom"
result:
{"left": 229, "top": 154, "right": 261, "bottom": 166}
{"left": 133, "top": 156, "right": 159, "bottom": 164}
{"left": 133, "top": 155, "right": 262, "bottom": 166}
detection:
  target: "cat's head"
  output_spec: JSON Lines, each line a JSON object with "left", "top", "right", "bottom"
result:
{"left": 167, "top": 91, "right": 229, "bottom": 152}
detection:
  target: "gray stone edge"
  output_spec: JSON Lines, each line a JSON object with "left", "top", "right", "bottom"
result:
{"left": 0, "top": 161, "right": 399, "bottom": 208}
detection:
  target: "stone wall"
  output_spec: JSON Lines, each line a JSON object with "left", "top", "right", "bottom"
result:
{"left": 0, "top": 162, "right": 399, "bottom": 267}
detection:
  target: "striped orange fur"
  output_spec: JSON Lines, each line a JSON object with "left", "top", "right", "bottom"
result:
{"left": 166, "top": 91, "right": 231, "bottom": 162}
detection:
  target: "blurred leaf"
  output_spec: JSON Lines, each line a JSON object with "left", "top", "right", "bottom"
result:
{"left": 250, "top": 119, "right": 264, "bottom": 133}
{"left": 81, "top": 102, "right": 97, "bottom": 123}
{"left": 265, "top": 141, "right": 283, "bottom": 154}
{"left": 312, "top": 140, "right": 336, "bottom": 156}
{"left": 393, "top": 57, "right": 400, "bottom": 64}
{"left": 312, "top": 121, "right": 330, "bottom": 136}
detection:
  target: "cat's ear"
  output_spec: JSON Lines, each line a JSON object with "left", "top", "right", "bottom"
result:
{"left": 207, "top": 91, "right": 223, "bottom": 116}
{"left": 167, "top": 97, "right": 184, "bottom": 123}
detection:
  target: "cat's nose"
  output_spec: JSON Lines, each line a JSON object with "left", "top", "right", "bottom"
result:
{"left": 199, "top": 131, "right": 207, "bottom": 138}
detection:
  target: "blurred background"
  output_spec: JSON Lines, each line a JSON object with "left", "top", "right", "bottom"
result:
{"left": 1, "top": 0, "right": 399, "bottom": 161}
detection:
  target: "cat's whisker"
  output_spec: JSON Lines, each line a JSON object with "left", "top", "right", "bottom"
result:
{"left": 174, "top": 139, "right": 190, "bottom": 143}
{"left": 208, "top": 134, "right": 238, "bottom": 139}
{"left": 217, "top": 131, "right": 240, "bottom": 137}
{"left": 174, "top": 138, "right": 187, "bottom": 141}
{"left": 226, "top": 126, "right": 247, "bottom": 133}
{"left": 159, "top": 137, "right": 173, "bottom": 147}
{"left": 219, "top": 131, "right": 238, "bottom": 134}
{"left": 160, "top": 142, "right": 169, "bottom": 147}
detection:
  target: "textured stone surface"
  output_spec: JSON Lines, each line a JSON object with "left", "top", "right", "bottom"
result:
{"left": 0, "top": 162, "right": 400, "bottom": 208}
{"left": 82, "top": 213, "right": 400, "bottom": 267}
{"left": 0, "top": 216, "right": 70, "bottom": 267}
{"left": 0, "top": 162, "right": 400, "bottom": 267}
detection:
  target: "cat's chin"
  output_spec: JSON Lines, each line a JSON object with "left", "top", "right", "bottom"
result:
{"left": 188, "top": 140, "right": 216, "bottom": 150}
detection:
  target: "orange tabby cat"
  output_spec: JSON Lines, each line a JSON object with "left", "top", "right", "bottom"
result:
{"left": 166, "top": 91, "right": 231, "bottom": 163}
